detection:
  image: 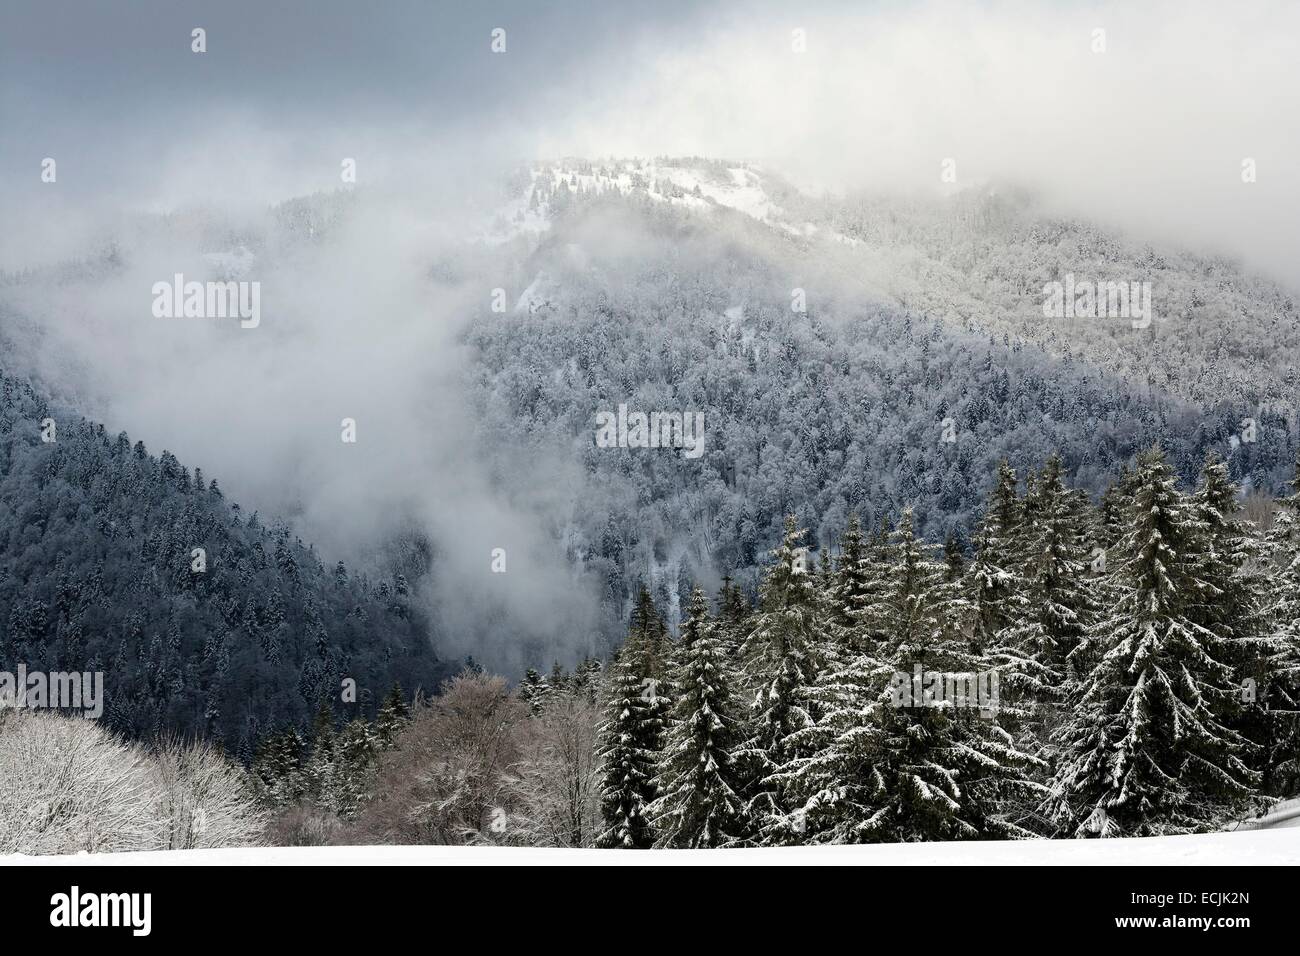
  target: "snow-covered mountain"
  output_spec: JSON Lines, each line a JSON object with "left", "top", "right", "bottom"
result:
{"left": 445, "top": 157, "right": 1300, "bottom": 641}
{"left": 3, "top": 157, "right": 1298, "bottom": 663}
{"left": 481, "top": 158, "right": 787, "bottom": 245}
{"left": 486, "top": 158, "right": 1299, "bottom": 413}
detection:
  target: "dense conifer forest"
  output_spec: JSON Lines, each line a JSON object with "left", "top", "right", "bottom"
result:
{"left": 131, "top": 446, "right": 1297, "bottom": 849}
{"left": 0, "top": 368, "right": 455, "bottom": 756}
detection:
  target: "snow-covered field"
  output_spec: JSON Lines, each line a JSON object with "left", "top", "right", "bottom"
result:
{"left": 9, "top": 828, "right": 1298, "bottom": 865}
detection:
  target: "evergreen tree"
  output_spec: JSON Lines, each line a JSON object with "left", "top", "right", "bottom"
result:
{"left": 815, "top": 546, "right": 835, "bottom": 594}
{"left": 828, "top": 513, "right": 870, "bottom": 652}
{"left": 303, "top": 700, "right": 337, "bottom": 802}
{"left": 252, "top": 728, "right": 306, "bottom": 807}
{"left": 1191, "top": 453, "right": 1265, "bottom": 646}
{"left": 518, "top": 668, "right": 547, "bottom": 716}
{"left": 997, "top": 454, "right": 1096, "bottom": 704}
{"left": 648, "top": 588, "right": 748, "bottom": 847}
{"left": 1191, "top": 452, "right": 1277, "bottom": 796}
{"left": 548, "top": 661, "right": 569, "bottom": 696}
{"left": 1097, "top": 465, "right": 1136, "bottom": 548}
{"left": 943, "top": 534, "right": 966, "bottom": 582}
{"left": 1049, "top": 447, "right": 1257, "bottom": 836}
{"left": 627, "top": 583, "right": 672, "bottom": 678}
{"left": 329, "top": 719, "right": 380, "bottom": 818}
{"left": 596, "top": 658, "right": 658, "bottom": 848}
{"left": 735, "top": 516, "right": 826, "bottom": 842}
{"left": 1257, "top": 455, "right": 1300, "bottom": 794}
{"left": 376, "top": 682, "right": 410, "bottom": 748}
{"left": 791, "top": 509, "right": 1042, "bottom": 842}
{"left": 626, "top": 583, "right": 673, "bottom": 742}
{"left": 714, "top": 574, "right": 750, "bottom": 655}
{"left": 965, "top": 460, "right": 1026, "bottom": 655}
{"left": 595, "top": 588, "right": 670, "bottom": 848}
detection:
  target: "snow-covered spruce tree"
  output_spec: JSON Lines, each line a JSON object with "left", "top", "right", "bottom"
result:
{"left": 1048, "top": 447, "right": 1258, "bottom": 837}
{"left": 827, "top": 513, "right": 871, "bottom": 653}
{"left": 595, "top": 659, "right": 656, "bottom": 847}
{"left": 573, "top": 655, "right": 605, "bottom": 706}
{"left": 301, "top": 701, "right": 337, "bottom": 805}
{"left": 626, "top": 583, "right": 674, "bottom": 746}
{"left": 375, "top": 681, "right": 410, "bottom": 749}
{"left": 518, "top": 668, "right": 547, "bottom": 716}
{"left": 1257, "top": 455, "right": 1300, "bottom": 794}
{"left": 961, "top": 460, "right": 1053, "bottom": 756}
{"left": 965, "top": 460, "right": 1027, "bottom": 656}
{"left": 789, "top": 509, "right": 1043, "bottom": 842}
{"left": 714, "top": 574, "right": 751, "bottom": 656}
{"left": 251, "top": 728, "right": 306, "bottom": 807}
{"left": 548, "top": 662, "right": 570, "bottom": 698}
{"left": 944, "top": 534, "right": 966, "bottom": 582}
{"left": 777, "top": 637, "right": 888, "bottom": 843}
{"left": 996, "top": 454, "right": 1097, "bottom": 707}
{"left": 595, "top": 586, "right": 671, "bottom": 848}
{"left": 1191, "top": 453, "right": 1266, "bottom": 647}
{"left": 735, "top": 517, "right": 826, "bottom": 843}
{"left": 1097, "top": 465, "right": 1137, "bottom": 549}
{"left": 1190, "top": 451, "right": 1277, "bottom": 796}
{"left": 850, "top": 518, "right": 898, "bottom": 650}
{"left": 325, "top": 718, "right": 381, "bottom": 819}
{"left": 816, "top": 546, "right": 835, "bottom": 594}
{"left": 648, "top": 588, "right": 749, "bottom": 847}
{"left": 984, "top": 456, "right": 1099, "bottom": 833}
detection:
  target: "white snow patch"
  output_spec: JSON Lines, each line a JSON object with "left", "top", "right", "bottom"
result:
{"left": 489, "top": 159, "right": 788, "bottom": 235}
{"left": 10, "top": 827, "right": 1299, "bottom": 864}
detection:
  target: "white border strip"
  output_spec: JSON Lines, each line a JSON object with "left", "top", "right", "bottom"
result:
{"left": 6, "top": 828, "right": 1298, "bottom": 866}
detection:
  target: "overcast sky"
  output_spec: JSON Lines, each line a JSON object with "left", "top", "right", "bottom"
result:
{"left": 0, "top": 0, "right": 697, "bottom": 206}
{"left": 4, "top": 0, "right": 1299, "bottom": 280}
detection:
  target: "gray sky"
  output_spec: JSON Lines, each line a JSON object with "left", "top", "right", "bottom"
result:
{"left": 0, "top": 0, "right": 695, "bottom": 125}
{"left": 3, "top": 0, "right": 1298, "bottom": 281}
{"left": 0, "top": 0, "right": 700, "bottom": 204}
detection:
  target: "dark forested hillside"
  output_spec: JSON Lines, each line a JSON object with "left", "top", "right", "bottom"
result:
{"left": 0, "top": 368, "right": 454, "bottom": 755}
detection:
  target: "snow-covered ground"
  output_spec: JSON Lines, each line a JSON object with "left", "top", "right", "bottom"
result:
{"left": 1230, "top": 797, "right": 1300, "bottom": 831}
{"left": 9, "top": 828, "right": 1298, "bottom": 865}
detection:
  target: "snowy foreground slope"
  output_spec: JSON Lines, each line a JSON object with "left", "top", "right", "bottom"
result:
{"left": 11, "top": 828, "right": 1299, "bottom": 865}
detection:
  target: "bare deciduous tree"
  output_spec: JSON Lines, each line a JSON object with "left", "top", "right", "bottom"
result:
{"left": 0, "top": 711, "right": 266, "bottom": 854}
{"left": 150, "top": 736, "right": 266, "bottom": 849}
{"left": 0, "top": 710, "right": 163, "bottom": 854}
{"left": 350, "top": 673, "right": 530, "bottom": 844}
{"left": 511, "top": 693, "right": 602, "bottom": 847}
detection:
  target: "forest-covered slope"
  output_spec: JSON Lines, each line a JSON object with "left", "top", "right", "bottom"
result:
{"left": 0, "top": 368, "right": 454, "bottom": 754}
{"left": 460, "top": 169, "right": 1300, "bottom": 630}
{"left": 2, "top": 160, "right": 1297, "bottom": 669}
